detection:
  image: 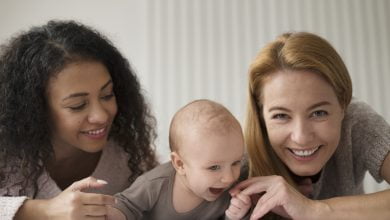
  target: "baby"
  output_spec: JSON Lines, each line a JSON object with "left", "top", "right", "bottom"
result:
{"left": 107, "top": 99, "right": 250, "bottom": 219}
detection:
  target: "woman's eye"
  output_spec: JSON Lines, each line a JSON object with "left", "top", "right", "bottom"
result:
{"left": 312, "top": 110, "right": 328, "bottom": 117}
{"left": 208, "top": 165, "right": 221, "bottom": 171}
{"left": 272, "top": 113, "right": 288, "bottom": 120}
{"left": 101, "top": 93, "right": 115, "bottom": 101}
{"left": 68, "top": 103, "right": 86, "bottom": 111}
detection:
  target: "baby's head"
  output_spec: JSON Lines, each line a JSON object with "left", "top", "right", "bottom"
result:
{"left": 169, "top": 99, "right": 244, "bottom": 201}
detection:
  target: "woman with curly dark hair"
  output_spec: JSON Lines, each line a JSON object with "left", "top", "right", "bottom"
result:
{"left": 0, "top": 20, "right": 158, "bottom": 219}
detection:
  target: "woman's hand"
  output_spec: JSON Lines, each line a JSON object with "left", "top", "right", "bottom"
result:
{"left": 230, "top": 175, "right": 329, "bottom": 220}
{"left": 15, "top": 176, "right": 116, "bottom": 220}
{"left": 106, "top": 205, "right": 126, "bottom": 220}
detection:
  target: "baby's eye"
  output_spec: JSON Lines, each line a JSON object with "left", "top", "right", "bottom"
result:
{"left": 208, "top": 165, "right": 221, "bottom": 171}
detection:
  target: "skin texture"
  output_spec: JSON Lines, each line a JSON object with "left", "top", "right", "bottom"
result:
{"left": 230, "top": 70, "right": 390, "bottom": 220}
{"left": 1, "top": 20, "right": 157, "bottom": 220}
{"left": 171, "top": 125, "right": 244, "bottom": 213}
{"left": 45, "top": 61, "right": 118, "bottom": 190}
{"left": 47, "top": 61, "right": 117, "bottom": 158}
{"left": 262, "top": 70, "right": 344, "bottom": 177}
{"left": 106, "top": 100, "right": 249, "bottom": 220}
{"left": 16, "top": 61, "right": 119, "bottom": 220}
{"left": 15, "top": 177, "right": 116, "bottom": 220}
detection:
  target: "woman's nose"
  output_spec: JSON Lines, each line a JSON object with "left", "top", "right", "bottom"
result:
{"left": 88, "top": 103, "right": 109, "bottom": 124}
{"left": 290, "top": 119, "right": 314, "bottom": 145}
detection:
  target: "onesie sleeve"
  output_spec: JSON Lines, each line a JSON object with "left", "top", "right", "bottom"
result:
{"left": 0, "top": 196, "right": 28, "bottom": 220}
{"left": 113, "top": 174, "right": 162, "bottom": 220}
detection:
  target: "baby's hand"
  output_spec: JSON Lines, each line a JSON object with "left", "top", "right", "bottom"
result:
{"left": 225, "top": 192, "right": 251, "bottom": 220}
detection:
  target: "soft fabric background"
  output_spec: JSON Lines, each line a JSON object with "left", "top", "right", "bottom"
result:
{"left": 0, "top": 0, "right": 389, "bottom": 192}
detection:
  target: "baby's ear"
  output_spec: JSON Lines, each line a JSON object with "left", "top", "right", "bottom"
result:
{"left": 171, "top": 152, "right": 186, "bottom": 175}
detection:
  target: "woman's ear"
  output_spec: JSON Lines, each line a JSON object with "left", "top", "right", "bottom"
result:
{"left": 171, "top": 152, "right": 186, "bottom": 175}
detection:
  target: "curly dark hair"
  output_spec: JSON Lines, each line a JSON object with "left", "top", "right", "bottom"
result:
{"left": 0, "top": 20, "right": 158, "bottom": 196}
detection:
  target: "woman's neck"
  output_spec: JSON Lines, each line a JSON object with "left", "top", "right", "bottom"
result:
{"left": 45, "top": 150, "right": 102, "bottom": 190}
{"left": 289, "top": 169, "right": 322, "bottom": 184}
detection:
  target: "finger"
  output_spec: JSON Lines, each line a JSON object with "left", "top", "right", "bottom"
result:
{"left": 106, "top": 206, "right": 127, "bottom": 220}
{"left": 68, "top": 177, "right": 108, "bottom": 192}
{"left": 84, "top": 216, "right": 106, "bottom": 219}
{"left": 226, "top": 209, "right": 242, "bottom": 220}
{"left": 228, "top": 204, "right": 242, "bottom": 214}
{"left": 225, "top": 209, "right": 235, "bottom": 219}
{"left": 230, "top": 197, "right": 248, "bottom": 211}
{"left": 81, "top": 193, "right": 116, "bottom": 205}
{"left": 230, "top": 177, "right": 267, "bottom": 196}
{"left": 82, "top": 204, "right": 110, "bottom": 216}
{"left": 229, "top": 188, "right": 241, "bottom": 197}
{"left": 250, "top": 198, "right": 272, "bottom": 220}
{"left": 231, "top": 177, "right": 263, "bottom": 191}
{"left": 235, "top": 193, "right": 251, "bottom": 205}
{"left": 230, "top": 197, "right": 243, "bottom": 208}
{"left": 240, "top": 181, "right": 268, "bottom": 196}
{"left": 251, "top": 186, "right": 280, "bottom": 220}
{"left": 241, "top": 175, "right": 284, "bottom": 196}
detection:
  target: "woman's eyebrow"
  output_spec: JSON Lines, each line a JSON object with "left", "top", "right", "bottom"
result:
{"left": 268, "top": 106, "right": 291, "bottom": 113}
{"left": 62, "top": 92, "right": 88, "bottom": 101}
{"left": 307, "top": 101, "right": 331, "bottom": 111}
{"left": 100, "top": 79, "right": 113, "bottom": 91}
{"left": 62, "top": 79, "right": 112, "bottom": 101}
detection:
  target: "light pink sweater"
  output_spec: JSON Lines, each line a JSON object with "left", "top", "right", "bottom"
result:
{"left": 0, "top": 143, "right": 132, "bottom": 219}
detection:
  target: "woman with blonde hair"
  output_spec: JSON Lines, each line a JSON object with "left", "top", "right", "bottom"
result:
{"left": 229, "top": 32, "right": 390, "bottom": 219}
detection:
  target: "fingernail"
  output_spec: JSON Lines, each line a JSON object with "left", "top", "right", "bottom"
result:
{"left": 97, "top": 179, "right": 108, "bottom": 184}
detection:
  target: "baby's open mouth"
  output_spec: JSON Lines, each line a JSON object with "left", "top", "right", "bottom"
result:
{"left": 209, "top": 187, "right": 225, "bottom": 195}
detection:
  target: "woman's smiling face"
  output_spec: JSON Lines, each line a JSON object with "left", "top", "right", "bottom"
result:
{"left": 261, "top": 70, "right": 345, "bottom": 176}
{"left": 46, "top": 61, "right": 117, "bottom": 158}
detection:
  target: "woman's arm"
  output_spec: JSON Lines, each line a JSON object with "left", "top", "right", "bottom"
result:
{"left": 317, "top": 152, "right": 390, "bottom": 219}
{"left": 14, "top": 177, "right": 116, "bottom": 220}
{"left": 319, "top": 189, "right": 390, "bottom": 220}
{"left": 232, "top": 174, "right": 390, "bottom": 220}
{"left": 381, "top": 152, "right": 390, "bottom": 183}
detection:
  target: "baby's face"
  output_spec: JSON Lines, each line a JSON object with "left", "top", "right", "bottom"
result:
{"left": 180, "top": 129, "right": 244, "bottom": 202}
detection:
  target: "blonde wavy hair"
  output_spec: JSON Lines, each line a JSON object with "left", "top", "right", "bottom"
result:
{"left": 246, "top": 32, "right": 352, "bottom": 185}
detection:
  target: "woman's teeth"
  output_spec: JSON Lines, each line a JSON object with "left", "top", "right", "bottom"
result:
{"left": 86, "top": 128, "right": 105, "bottom": 135}
{"left": 291, "top": 146, "right": 320, "bottom": 157}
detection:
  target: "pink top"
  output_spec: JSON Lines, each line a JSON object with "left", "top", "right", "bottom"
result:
{"left": 0, "top": 143, "right": 132, "bottom": 219}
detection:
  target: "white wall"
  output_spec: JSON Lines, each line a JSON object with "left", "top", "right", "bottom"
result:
{"left": 1, "top": 0, "right": 389, "bottom": 192}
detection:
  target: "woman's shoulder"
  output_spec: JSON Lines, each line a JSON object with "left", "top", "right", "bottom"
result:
{"left": 0, "top": 157, "right": 34, "bottom": 197}
{"left": 344, "top": 98, "right": 387, "bottom": 126}
{"left": 346, "top": 99, "right": 376, "bottom": 116}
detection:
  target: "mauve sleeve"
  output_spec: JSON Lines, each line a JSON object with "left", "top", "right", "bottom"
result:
{"left": 0, "top": 196, "right": 28, "bottom": 220}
